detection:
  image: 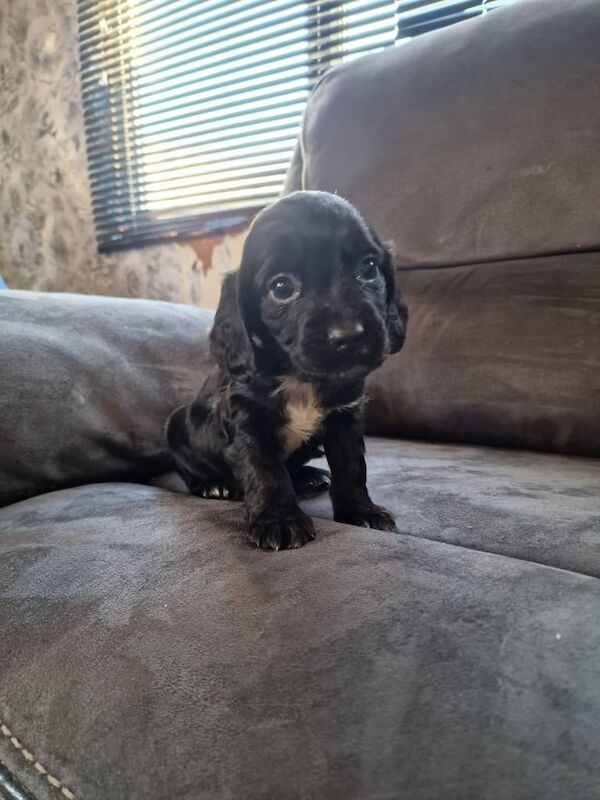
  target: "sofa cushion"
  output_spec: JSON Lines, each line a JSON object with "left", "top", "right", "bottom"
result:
{"left": 365, "top": 253, "right": 600, "bottom": 457}
{"left": 0, "top": 290, "right": 212, "bottom": 507}
{"left": 304, "top": 437, "right": 600, "bottom": 577}
{"left": 285, "top": 0, "right": 600, "bottom": 266}
{"left": 1, "top": 482, "right": 600, "bottom": 800}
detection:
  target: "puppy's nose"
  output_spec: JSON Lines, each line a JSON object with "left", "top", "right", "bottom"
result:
{"left": 327, "top": 320, "right": 365, "bottom": 349}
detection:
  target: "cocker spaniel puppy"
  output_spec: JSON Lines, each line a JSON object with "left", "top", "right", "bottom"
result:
{"left": 167, "top": 191, "right": 408, "bottom": 550}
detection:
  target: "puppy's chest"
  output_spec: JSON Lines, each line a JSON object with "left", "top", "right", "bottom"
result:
{"left": 276, "top": 378, "right": 325, "bottom": 456}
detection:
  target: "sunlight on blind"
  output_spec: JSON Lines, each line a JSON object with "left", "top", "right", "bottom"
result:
{"left": 130, "top": 2, "right": 308, "bottom": 215}
{"left": 129, "top": 0, "right": 397, "bottom": 215}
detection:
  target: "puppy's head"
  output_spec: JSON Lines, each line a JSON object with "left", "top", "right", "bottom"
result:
{"left": 210, "top": 191, "right": 407, "bottom": 383}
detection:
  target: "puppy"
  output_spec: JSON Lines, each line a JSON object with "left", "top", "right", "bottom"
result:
{"left": 167, "top": 191, "right": 408, "bottom": 550}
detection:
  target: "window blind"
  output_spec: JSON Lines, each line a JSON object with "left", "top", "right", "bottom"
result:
{"left": 78, "top": 0, "right": 515, "bottom": 252}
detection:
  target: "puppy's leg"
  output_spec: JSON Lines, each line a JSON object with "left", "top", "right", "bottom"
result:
{"left": 286, "top": 440, "right": 331, "bottom": 498}
{"left": 323, "top": 409, "right": 396, "bottom": 532}
{"left": 227, "top": 408, "right": 315, "bottom": 550}
{"left": 167, "top": 404, "right": 240, "bottom": 500}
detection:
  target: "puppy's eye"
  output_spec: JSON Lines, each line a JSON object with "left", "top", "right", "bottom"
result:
{"left": 356, "top": 256, "right": 379, "bottom": 283}
{"left": 268, "top": 274, "right": 301, "bottom": 303}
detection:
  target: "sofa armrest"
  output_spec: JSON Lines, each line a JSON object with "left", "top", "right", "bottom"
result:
{"left": 0, "top": 290, "right": 213, "bottom": 506}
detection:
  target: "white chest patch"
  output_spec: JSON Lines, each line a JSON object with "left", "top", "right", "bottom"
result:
{"left": 276, "top": 377, "right": 325, "bottom": 457}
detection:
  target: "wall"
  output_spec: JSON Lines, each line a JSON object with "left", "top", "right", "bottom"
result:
{"left": 0, "top": 0, "right": 245, "bottom": 307}
{"left": 189, "top": 229, "right": 248, "bottom": 310}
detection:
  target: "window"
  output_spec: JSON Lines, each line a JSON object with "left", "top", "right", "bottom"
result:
{"left": 78, "top": 0, "right": 516, "bottom": 251}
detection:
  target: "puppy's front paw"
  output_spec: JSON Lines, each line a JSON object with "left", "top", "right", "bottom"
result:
{"left": 249, "top": 508, "right": 316, "bottom": 551}
{"left": 336, "top": 504, "right": 397, "bottom": 532}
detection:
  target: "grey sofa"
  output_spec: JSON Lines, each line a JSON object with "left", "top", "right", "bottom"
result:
{"left": 1, "top": 0, "right": 600, "bottom": 798}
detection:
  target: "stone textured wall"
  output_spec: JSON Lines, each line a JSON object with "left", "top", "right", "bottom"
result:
{"left": 0, "top": 0, "right": 209, "bottom": 304}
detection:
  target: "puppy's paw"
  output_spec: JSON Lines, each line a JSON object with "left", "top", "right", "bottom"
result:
{"left": 336, "top": 504, "right": 397, "bottom": 532}
{"left": 191, "top": 481, "right": 242, "bottom": 501}
{"left": 249, "top": 508, "right": 316, "bottom": 551}
{"left": 290, "top": 466, "right": 331, "bottom": 498}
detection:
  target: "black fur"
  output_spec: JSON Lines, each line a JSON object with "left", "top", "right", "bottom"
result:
{"left": 167, "top": 191, "right": 408, "bottom": 550}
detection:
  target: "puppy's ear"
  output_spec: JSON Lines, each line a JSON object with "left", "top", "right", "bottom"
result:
{"left": 210, "top": 271, "right": 254, "bottom": 381}
{"left": 381, "top": 242, "right": 408, "bottom": 355}
{"left": 386, "top": 293, "right": 408, "bottom": 354}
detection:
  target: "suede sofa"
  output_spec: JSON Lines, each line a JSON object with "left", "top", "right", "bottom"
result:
{"left": 1, "top": 0, "right": 600, "bottom": 798}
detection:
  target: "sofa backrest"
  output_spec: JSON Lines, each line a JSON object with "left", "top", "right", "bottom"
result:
{"left": 284, "top": 0, "right": 600, "bottom": 457}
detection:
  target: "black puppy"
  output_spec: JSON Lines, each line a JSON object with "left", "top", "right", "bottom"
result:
{"left": 167, "top": 191, "right": 407, "bottom": 550}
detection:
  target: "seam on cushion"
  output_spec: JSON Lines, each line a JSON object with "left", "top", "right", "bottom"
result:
{"left": 0, "top": 722, "right": 76, "bottom": 800}
{"left": 0, "top": 452, "right": 175, "bottom": 509}
{"left": 308, "top": 495, "right": 600, "bottom": 582}
{"left": 300, "top": 66, "right": 341, "bottom": 191}
{"left": 3, "top": 482, "right": 596, "bottom": 583}
{"left": 390, "top": 528, "right": 600, "bottom": 583}
{"left": 396, "top": 244, "right": 600, "bottom": 272}
{"left": 1, "top": 481, "right": 597, "bottom": 583}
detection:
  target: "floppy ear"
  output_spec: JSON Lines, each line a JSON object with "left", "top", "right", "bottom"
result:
{"left": 209, "top": 271, "right": 255, "bottom": 381}
{"left": 381, "top": 242, "right": 408, "bottom": 355}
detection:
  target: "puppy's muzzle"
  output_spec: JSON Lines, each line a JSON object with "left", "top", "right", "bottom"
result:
{"left": 299, "top": 307, "right": 386, "bottom": 376}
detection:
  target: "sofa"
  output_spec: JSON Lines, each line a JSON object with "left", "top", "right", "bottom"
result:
{"left": 1, "top": 0, "right": 599, "bottom": 798}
